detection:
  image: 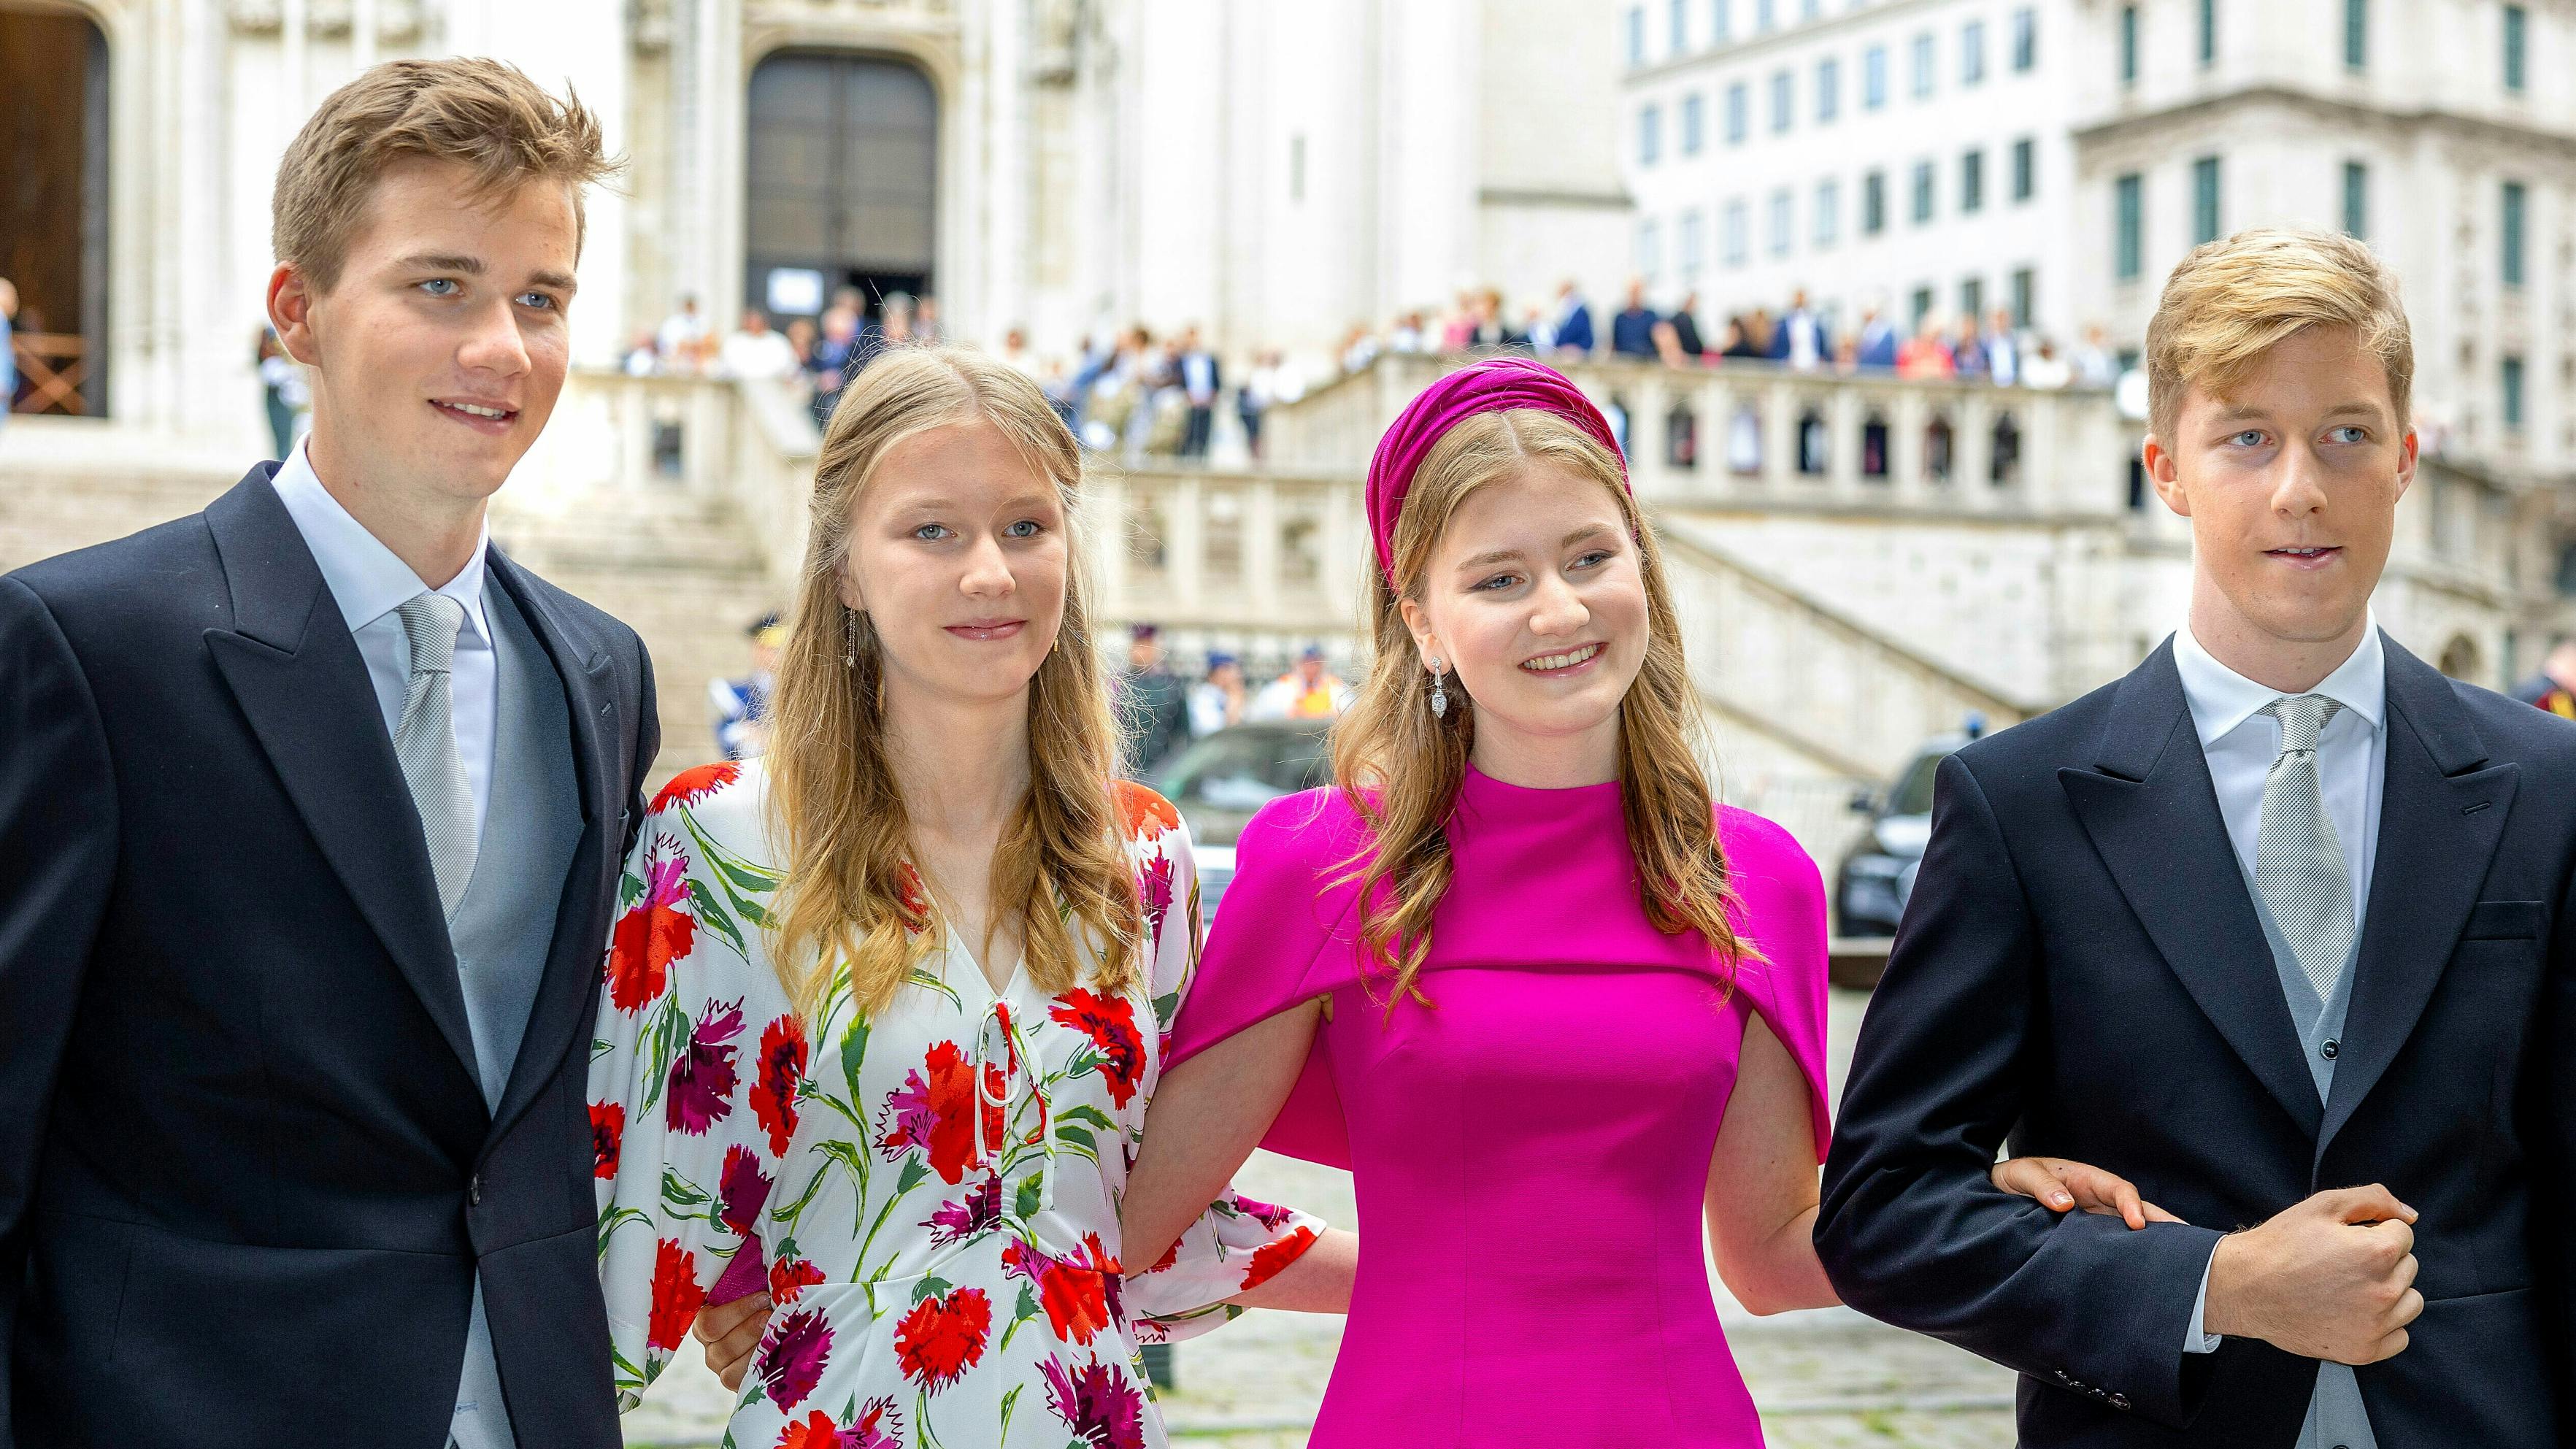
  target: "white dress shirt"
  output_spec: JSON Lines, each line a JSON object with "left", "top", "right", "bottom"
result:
{"left": 271, "top": 442, "right": 496, "bottom": 843}
{"left": 2171, "top": 619, "right": 2388, "bottom": 1448}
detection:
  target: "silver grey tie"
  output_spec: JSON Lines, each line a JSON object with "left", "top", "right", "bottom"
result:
{"left": 2255, "top": 693, "right": 2354, "bottom": 1002}
{"left": 393, "top": 593, "right": 478, "bottom": 919}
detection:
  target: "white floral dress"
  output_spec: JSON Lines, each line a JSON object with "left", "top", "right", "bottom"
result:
{"left": 592, "top": 761, "right": 1323, "bottom": 1449}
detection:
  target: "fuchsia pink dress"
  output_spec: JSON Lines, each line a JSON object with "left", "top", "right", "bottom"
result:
{"left": 1168, "top": 766, "right": 1831, "bottom": 1447}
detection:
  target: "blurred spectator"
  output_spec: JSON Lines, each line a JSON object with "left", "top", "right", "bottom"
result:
{"left": 710, "top": 612, "right": 784, "bottom": 761}
{"left": 1177, "top": 326, "right": 1220, "bottom": 458}
{"left": 1001, "top": 326, "right": 1040, "bottom": 377}
{"left": 1388, "top": 311, "right": 1429, "bottom": 353}
{"left": 1722, "top": 310, "right": 1770, "bottom": 361}
{"left": 1774, "top": 290, "right": 1829, "bottom": 372}
{"left": 1983, "top": 309, "right": 2021, "bottom": 388}
{"left": 1898, "top": 315, "right": 1955, "bottom": 379}
{"left": 913, "top": 294, "right": 944, "bottom": 345}
{"left": 1439, "top": 289, "right": 1477, "bottom": 352}
{"left": 1610, "top": 280, "right": 1658, "bottom": 358}
{"left": 809, "top": 304, "right": 860, "bottom": 430}
{"left": 720, "top": 309, "right": 801, "bottom": 381}
{"left": 1340, "top": 323, "right": 1382, "bottom": 376}
{"left": 1189, "top": 652, "right": 1247, "bottom": 737}
{"left": 656, "top": 295, "right": 715, "bottom": 374}
{"left": 1855, "top": 304, "right": 1900, "bottom": 371}
{"left": 1950, "top": 315, "right": 1990, "bottom": 380}
{"left": 2020, "top": 337, "right": 2075, "bottom": 389}
{"left": 1251, "top": 645, "right": 1353, "bottom": 721}
{"left": 1239, "top": 350, "right": 1282, "bottom": 460}
{"left": 1668, "top": 293, "right": 1707, "bottom": 360}
{"left": 1114, "top": 624, "right": 1192, "bottom": 775}
{"left": 255, "top": 327, "right": 301, "bottom": 458}
{"left": 2072, "top": 324, "right": 2117, "bottom": 389}
{"left": 623, "top": 331, "right": 660, "bottom": 377}
{"left": 1550, "top": 280, "right": 1597, "bottom": 357}
{"left": 784, "top": 318, "right": 818, "bottom": 372}
{"left": 2513, "top": 639, "right": 2576, "bottom": 718}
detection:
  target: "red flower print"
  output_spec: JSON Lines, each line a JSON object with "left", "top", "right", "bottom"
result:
{"left": 1112, "top": 781, "right": 1180, "bottom": 842}
{"left": 750, "top": 1012, "right": 808, "bottom": 1157}
{"left": 718, "top": 1144, "right": 772, "bottom": 1239}
{"left": 1050, "top": 988, "right": 1147, "bottom": 1110}
{"left": 606, "top": 847, "right": 696, "bottom": 1012}
{"left": 1239, "top": 1225, "right": 1319, "bottom": 1291}
{"left": 1231, "top": 1194, "right": 1298, "bottom": 1231}
{"left": 875, "top": 1041, "right": 996, "bottom": 1185}
{"left": 652, "top": 761, "right": 740, "bottom": 813}
{"left": 923, "top": 1173, "right": 1003, "bottom": 1248}
{"left": 755, "top": 1304, "right": 834, "bottom": 1410}
{"left": 774, "top": 1402, "right": 903, "bottom": 1449}
{"left": 1137, "top": 853, "right": 1174, "bottom": 955}
{"left": 767, "top": 1253, "right": 827, "bottom": 1307}
{"left": 893, "top": 1285, "right": 991, "bottom": 1394}
{"left": 1003, "top": 1234, "right": 1123, "bottom": 1347}
{"left": 1039, "top": 1354, "right": 1148, "bottom": 1449}
{"left": 646, "top": 1237, "right": 707, "bottom": 1350}
{"left": 666, "top": 999, "right": 745, "bottom": 1134}
{"left": 589, "top": 1101, "right": 624, "bottom": 1180}
{"left": 893, "top": 861, "right": 932, "bottom": 934}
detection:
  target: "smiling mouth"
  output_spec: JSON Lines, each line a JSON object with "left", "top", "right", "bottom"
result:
{"left": 945, "top": 620, "right": 1027, "bottom": 640}
{"left": 1520, "top": 642, "right": 1604, "bottom": 674}
{"left": 431, "top": 399, "right": 520, "bottom": 428}
{"left": 2266, "top": 545, "right": 2343, "bottom": 565}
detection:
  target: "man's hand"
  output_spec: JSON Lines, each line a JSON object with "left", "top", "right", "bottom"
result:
{"left": 693, "top": 1292, "right": 774, "bottom": 1391}
{"left": 2204, "top": 1185, "right": 2422, "bottom": 1365}
{"left": 1991, "top": 1156, "right": 2185, "bottom": 1229}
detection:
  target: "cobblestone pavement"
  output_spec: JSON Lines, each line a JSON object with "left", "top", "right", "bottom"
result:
{"left": 623, "top": 991, "right": 2021, "bottom": 1448}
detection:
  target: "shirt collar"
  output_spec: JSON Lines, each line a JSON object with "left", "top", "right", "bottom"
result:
{"left": 2172, "top": 615, "right": 2385, "bottom": 747}
{"left": 269, "top": 440, "right": 493, "bottom": 648}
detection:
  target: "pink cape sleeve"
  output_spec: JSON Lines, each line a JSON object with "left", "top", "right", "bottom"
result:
{"left": 1717, "top": 807, "right": 1834, "bottom": 1158}
{"left": 1163, "top": 791, "right": 1364, "bottom": 1169}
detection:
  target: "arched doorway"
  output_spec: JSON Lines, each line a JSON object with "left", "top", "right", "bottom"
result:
{"left": 745, "top": 51, "right": 937, "bottom": 333}
{"left": 0, "top": 5, "right": 109, "bottom": 415}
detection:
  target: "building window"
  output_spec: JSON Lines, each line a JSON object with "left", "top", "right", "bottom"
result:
{"left": 2115, "top": 172, "right": 2144, "bottom": 281}
{"left": 2342, "top": 161, "right": 2368, "bottom": 239}
{"left": 1627, "top": 7, "right": 1645, "bottom": 66}
{"left": 2121, "top": 6, "right": 2139, "bottom": 82}
{"left": 1639, "top": 104, "right": 1664, "bottom": 165}
{"left": 2011, "top": 267, "right": 2035, "bottom": 328}
{"left": 1911, "top": 285, "right": 1936, "bottom": 328}
{"left": 1670, "top": 0, "right": 1689, "bottom": 54}
{"left": 2194, "top": 155, "right": 2223, "bottom": 244}
{"left": 2505, "top": 5, "right": 2528, "bottom": 91}
{"left": 1912, "top": 33, "right": 1936, "bottom": 97}
{"left": 1712, "top": 0, "right": 1731, "bottom": 43}
{"left": 1291, "top": 134, "right": 1307, "bottom": 201}
{"left": 2013, "top": 7, "right": 2038, "bottom": 71}
{"left": 1724, "top": 198, "right": 1750, "bottom": 266}
{"left": 1757, "top": 0, "right": 1777, "bottom": 30}
{"left": 1638, "top": 218, "right": 1664, "bottom": 285}
{"left": 1864, "top": 169, "right": 1888, "bottom": 234}
{"left": 1961, "top": 149, "right": 1985, "bottom": 213}
{"left": 2012, "top": 137, "right": 2036, "bottom": 201}
{"left": 1682, "top": 92, "right": 1706, "bottom": 153}
{"left": 1912, "top": 160, "right": 1937, "bottom": 223}
{"left": 1680, "top": 208, "right": 1706, "bottom": 280}
{"left": 1727, "top": 82, "right": 1749, "bottom": 143}
{"left": 2199, "top": 0, "right": 2217, "bottom": 67}
{"left": 1963, "top": 20, "right": 1987, "bottom": 85}
{"left": 1818, "top": 57, "right": 1840, "bottom": 122}
{"left": 1865, "top": 45, "right": 1888, "bottom": 107}
{"left": 2345, "top": 0, "right": 2367, "bottom": 69}
{"left": 1961, "top": 276, "right": 1985, "bottom": 323}
{"left": 1816, "top": 178, "right": 1842, "bottom": 248}
{"left": 1769, "top": 188, "right": 1793, "bottom": 257}
{"left": 2504, "top": 355, "right": 2527, "bottom": 430}
{"left": 2504, "top": 180, "right": 2528, "bottom": 286}
{"left": 1771, "top": 70, "right": 1793, "bottom": 132}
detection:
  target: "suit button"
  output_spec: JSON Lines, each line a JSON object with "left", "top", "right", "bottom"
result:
{"left": 2321, "top": 1039, "right": 2340, "bottom": 1060}
{"left": 2110, "top": 1394, "right": 2131, "bottom": 1411}
{"left": 469, "top": 1173, "right": 483, "bottom": 1207}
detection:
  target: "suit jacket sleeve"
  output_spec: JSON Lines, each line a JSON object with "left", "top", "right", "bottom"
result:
{"left": 0, "top": 577, "right": 118, "bottom": 1434}
{"left": 1815, "top": 753, "right": 2224, "bottom": 1430}
{"left": 2542, "top": 836, "right": 2576, "bottom": 1406}
{"left": 627, "top": 636, "right": 660, "bottom": 857}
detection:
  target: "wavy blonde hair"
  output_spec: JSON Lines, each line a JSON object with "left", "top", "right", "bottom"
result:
{"left": 764, "top": 347, "right": 1142, "bottom": 1022}
{"left": 1332, "top": 408, "right": 1748, "bottom": 1007}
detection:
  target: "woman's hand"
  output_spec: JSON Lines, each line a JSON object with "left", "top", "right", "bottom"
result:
{"left": 1991, "top": 1156, "right": 2185, "bottom": 1230}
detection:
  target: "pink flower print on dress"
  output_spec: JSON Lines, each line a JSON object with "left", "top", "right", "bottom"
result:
{"left": 1136, "top": 852, "right": 1174, "bottom": 954}
{"left": 718, "top": 1143, "right": 772, "bottom": 1239}
{"left": 1229, "top": 1194, "right": 1299, "bottom": 1232}
{"left": 1039, "top": 1354, "right": 1148, "bottom": 1449}
{"left": 923, "top": 1172, "right": 1003, "bottom": 1248}
{"left": 606, "top": 846, "right": 695, "bottom": 1013}
{"left": 666, "top": 998, "right": 745, "bottom": 1134}
{"left": 755, "top": 1305, "right": 834, "bottom": 1410}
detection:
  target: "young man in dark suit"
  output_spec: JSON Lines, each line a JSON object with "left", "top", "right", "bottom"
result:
{"left": 1818, "top": 228, "right": 2575, "bottom": 1448}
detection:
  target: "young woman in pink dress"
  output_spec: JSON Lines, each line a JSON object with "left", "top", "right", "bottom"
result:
{"left": 1118, "top": 357, "right": 2161, "bottom": 1447}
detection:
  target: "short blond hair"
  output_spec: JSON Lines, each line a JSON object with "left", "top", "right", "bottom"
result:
{"left": 2145, "top": 228, "right": 2412, "bottom": 441}
{"left": 272, "top": 58, "right": 619, "bottom": 293}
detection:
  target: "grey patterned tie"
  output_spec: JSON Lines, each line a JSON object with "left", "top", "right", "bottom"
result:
{"left": 393, "top": 593, "right": 478, "bottom": 919}
{"left": 2255, "top": 693, "right": 2354, "bottom": 1002}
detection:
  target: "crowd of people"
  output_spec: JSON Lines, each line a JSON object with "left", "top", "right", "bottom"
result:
{"left": 1110, "top": 625, "right": 1353, "bottom": 776}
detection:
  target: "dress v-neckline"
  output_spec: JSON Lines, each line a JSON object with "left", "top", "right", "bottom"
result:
{"left": 940, "top": 918, "right": 1026, "bottom": 1002}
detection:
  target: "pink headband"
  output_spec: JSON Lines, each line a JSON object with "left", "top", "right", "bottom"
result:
{"left": 1364, "top": 355, "right": 1627, "bottom": 581}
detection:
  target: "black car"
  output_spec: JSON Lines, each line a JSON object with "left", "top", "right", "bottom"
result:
{"left": 1834, "top": 732, "right": 1969, "bottom": 938}
{"left": 1149, "top": 719, "right": 1335, "bottom": 927}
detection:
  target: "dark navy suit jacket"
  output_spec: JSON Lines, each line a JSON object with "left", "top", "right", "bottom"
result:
{"left": 1817, "top": 637, "right": 2576, "bottom": 1448}
{"left": 0, "top": 467, "right": 657, "bottom": 1448}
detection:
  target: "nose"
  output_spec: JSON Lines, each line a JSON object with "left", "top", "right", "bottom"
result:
{"left": 1526, "top": 572, "right": 1591, "bottom": 637}
{"left": 2269, "top": 442, "right": 2332, "bottom": 520}
{"left": 455, "top": 296, "right": 532, "bottom": 381}
{"left": 959, "top": 533, "right": 1015, "bottom": 597}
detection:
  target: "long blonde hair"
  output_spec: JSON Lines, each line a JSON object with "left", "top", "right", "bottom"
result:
{"left": 764, "top": 347, "right": 1142, "bottom": 1022}
{"left": 1331, "top": 408, "right": 1748, "bottom": 1007}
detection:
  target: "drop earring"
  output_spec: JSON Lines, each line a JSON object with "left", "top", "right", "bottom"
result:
{"left": 844, "top": 609, "right": 861, "bottom": 669}
{"left": 1428, "top": 658, "right": 1449, "bottom": 719}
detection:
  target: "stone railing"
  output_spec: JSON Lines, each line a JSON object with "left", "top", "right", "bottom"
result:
{"left": 1082, "top": 465, "right": 1369, "bottom": 639}
{"left": 1266, "top": 350, "right": 2134, "bottom": 519}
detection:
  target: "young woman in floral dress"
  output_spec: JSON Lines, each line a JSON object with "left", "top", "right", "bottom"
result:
{"left": 588, "top": 347, "right": 1349, "bottom": 1449}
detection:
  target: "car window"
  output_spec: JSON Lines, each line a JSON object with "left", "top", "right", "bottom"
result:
{"left": 1158, "top": 731, "right": 1294, "bottom": 810}
{"left": 1887, "top": 748, "right": 1949, "bottom": 816}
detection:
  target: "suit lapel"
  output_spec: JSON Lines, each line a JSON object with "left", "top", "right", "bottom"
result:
{"left": 2316, "top": 638, "right": 2516, "bottom": 1156}
{"left": 482, "top": 547, "right": 623, "bottom": 1140}
{"left": 200, "top": 470, "right": 484, "bottom": 1093}
{"left": 2060, "top": 643, "right": 2323, "bottom": 1138}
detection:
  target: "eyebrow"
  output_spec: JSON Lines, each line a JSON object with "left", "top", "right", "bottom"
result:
{"left": 1455, "top": 523, "right": 1616, "bottom": 572}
